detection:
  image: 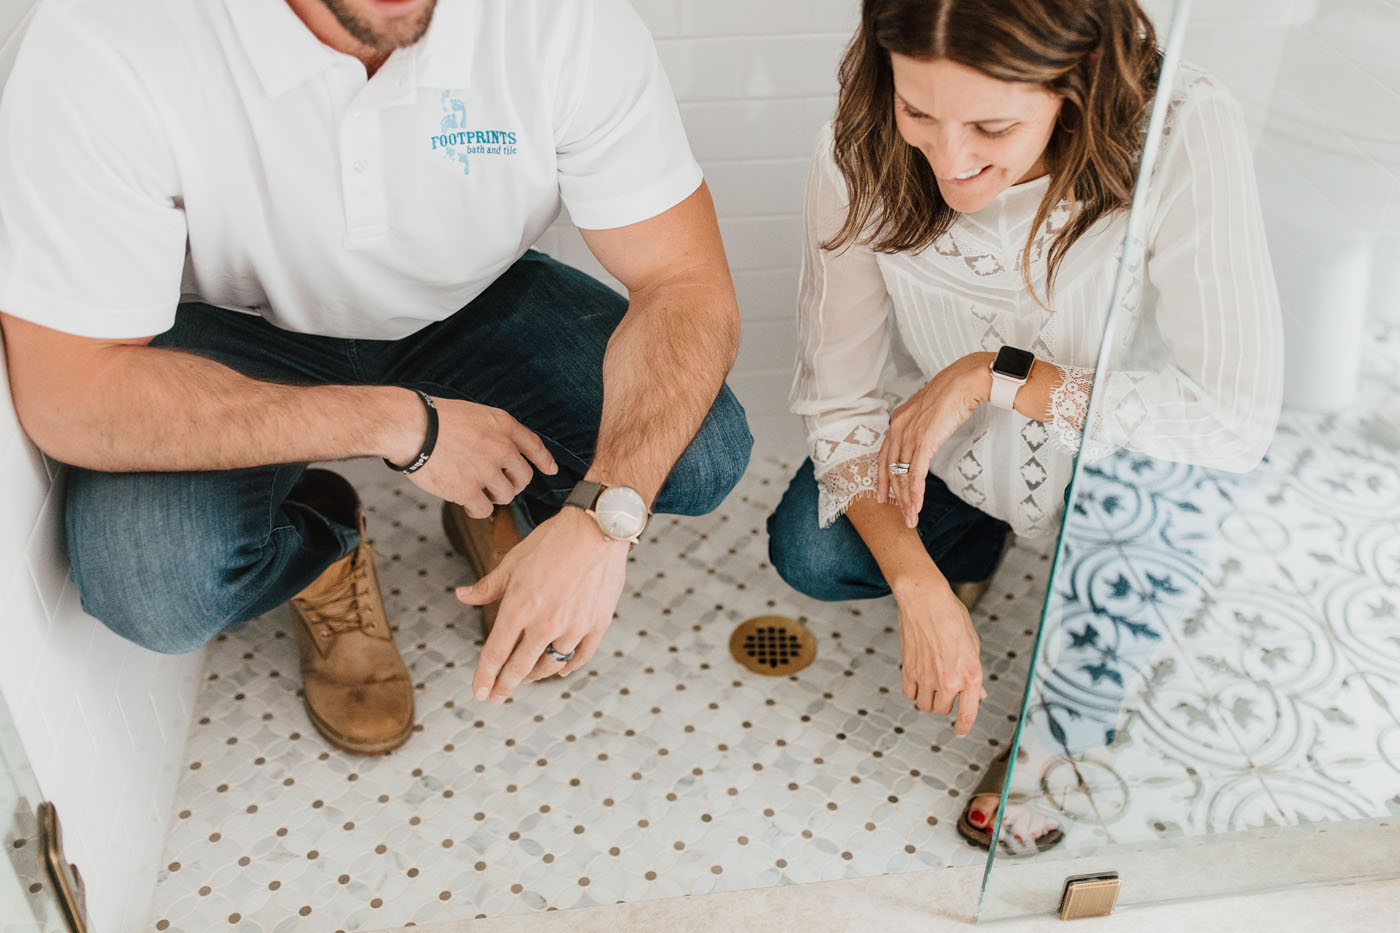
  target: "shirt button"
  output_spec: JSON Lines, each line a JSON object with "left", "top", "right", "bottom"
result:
{"left": 353, "top": 159, "right": 368, "bottom": 173}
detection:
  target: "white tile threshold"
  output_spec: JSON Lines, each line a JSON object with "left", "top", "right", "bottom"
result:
{"left": 375, "top": 868, "right": 1400, "bottom": 932}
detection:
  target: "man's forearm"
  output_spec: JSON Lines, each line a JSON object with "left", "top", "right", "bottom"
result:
{"left": 12, "top": 342, "right": 421, "bottom": 472}
{"left": 585, "top": 282, "right": 740, "bottom": 503}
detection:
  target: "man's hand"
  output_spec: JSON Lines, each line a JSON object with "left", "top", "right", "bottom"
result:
{"left": 892, "top": 572, "right": 987, "bottom": 737}
{"left": 401, "top": 396, "right": 558, "bottom": 517}
{"left": 457, "top": 506, "right": 629, "bottom": 702}
{"left": 446, "top": 184, "right": 739, "bottom": 705}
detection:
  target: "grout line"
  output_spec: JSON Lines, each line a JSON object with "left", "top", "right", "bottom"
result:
{"left": 654, "top": 33, "right": 854, "bottom": 44}
{"left": 679, "top": 94, "right": 837, "bottom": 106}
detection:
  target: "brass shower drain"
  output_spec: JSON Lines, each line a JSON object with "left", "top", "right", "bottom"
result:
{"left": 729, "top": 615, "right": 816, "bottom": 676}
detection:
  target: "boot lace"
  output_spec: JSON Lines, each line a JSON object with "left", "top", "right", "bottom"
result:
{"left": 296, "top": 545, "right": 383, "bottom": 635}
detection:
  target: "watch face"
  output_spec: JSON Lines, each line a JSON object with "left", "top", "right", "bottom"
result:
{"left": 992, "top": 346, "right": 1036, "bottom": 381}
{"left": 595, "top": 486, "right": 648, "bottom": 540}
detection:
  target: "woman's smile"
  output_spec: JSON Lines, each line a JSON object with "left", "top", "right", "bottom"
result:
{"left": 891, "top": 56, "right": 1062, "bottom": 212}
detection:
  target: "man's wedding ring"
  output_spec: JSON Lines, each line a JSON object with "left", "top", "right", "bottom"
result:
{"left": 545, "top": 643, "right": 575, "bottom": 663}
{"left": 888, "top": 462, "right": 911, "bottom": 476}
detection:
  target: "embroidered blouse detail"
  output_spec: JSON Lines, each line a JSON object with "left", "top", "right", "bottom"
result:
{"left": 816, "top": 450, "right": 881, "bottom": 529}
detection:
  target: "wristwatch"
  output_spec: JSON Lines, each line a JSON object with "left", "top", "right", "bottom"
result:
{"left": 989, "top": 345, "right": 1036, "bottom": 411}
{"left": 564, "top": 480, "right": 651, "bottom": 544}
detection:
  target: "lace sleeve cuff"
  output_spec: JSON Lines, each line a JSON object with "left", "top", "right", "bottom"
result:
{"left": 815, "top": 451, "right": 881, "bottom": 528}
{"left": 1046, "top": 366, "right": 1113, "bottom": 459}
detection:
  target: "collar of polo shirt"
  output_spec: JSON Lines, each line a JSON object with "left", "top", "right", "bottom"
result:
{"left": 224, "top": 0, "right": 473, "bottom": 97}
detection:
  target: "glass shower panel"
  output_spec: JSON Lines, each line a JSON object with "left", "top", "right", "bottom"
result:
{"left": 979, "top": 0, "right": 1400, "bottom": 919}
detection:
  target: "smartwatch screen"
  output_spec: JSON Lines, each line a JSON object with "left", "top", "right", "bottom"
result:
{"left": 993, "top": 346, "right": 1035, "bottom": 381}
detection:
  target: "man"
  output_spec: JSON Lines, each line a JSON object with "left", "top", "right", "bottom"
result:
{"left": 0, "top": 0, "right": 750, "bottom": 755}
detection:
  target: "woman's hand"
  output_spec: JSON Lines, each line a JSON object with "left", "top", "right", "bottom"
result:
{"left": 892, "top": 573, "right": 986, "bottom": 737}
{"left": 878, "top": 352, "right": 993, "bottom": 527}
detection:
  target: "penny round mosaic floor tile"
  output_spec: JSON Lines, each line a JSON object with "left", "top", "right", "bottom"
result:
{"left": 149, "top": 455, "right": 1045, "bottom": 930}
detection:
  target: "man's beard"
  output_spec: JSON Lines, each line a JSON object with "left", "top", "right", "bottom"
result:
{"left": 321, "top": 0, "right": 437, "bottom": 53}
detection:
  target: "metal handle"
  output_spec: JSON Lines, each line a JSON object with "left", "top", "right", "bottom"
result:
{"left": 38, "top": 802, "right": 88, "bottom": 933}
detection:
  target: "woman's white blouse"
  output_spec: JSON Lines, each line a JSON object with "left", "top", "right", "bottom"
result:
{"left": 791, "top": 68, "right": 1284, "bottom": 538}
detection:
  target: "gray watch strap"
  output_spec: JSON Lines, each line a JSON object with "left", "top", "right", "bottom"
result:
{"left": 564, "top": 480, "right": 602, "bottom": 512}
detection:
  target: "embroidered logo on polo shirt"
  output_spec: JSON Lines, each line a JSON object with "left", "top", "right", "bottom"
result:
{"left": 430, "top": 91, "right": 518, "bottom": 175}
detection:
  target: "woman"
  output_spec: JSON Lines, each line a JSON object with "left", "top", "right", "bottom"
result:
{"left": 767, "top": 0, "right": 1282, "bottom": 851}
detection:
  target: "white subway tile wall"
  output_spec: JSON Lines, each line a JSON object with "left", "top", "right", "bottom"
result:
{"left": 0, "top": 6, "right": 204, "bottom": 933}
{"left": 536, "top": 0, "right": 860, "bottom": 455}
{"left": 0, "top": 353, "right": 204, "bottom": 933}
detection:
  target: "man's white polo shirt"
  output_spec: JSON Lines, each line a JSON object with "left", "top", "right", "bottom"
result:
{"left": 0, "top": 0, "right": 703, "bottom": 340}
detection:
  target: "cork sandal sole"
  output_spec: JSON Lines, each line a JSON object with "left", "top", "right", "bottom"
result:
{"left": 954, "top": 748, "right": 1064, "bottom": 852}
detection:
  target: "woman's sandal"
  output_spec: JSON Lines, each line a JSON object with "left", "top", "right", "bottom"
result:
{"left": 955, "top": 748, "right": 1065, "bottom": 853}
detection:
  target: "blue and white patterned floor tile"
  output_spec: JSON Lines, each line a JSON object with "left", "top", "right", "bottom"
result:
{"left": 1255, "top": 758, "right": 1400, "bottom": 826}
{"left": 1005, "top": 325, "right": 1400, "bottom": 859}
{"left": 1035, "top": 760, "right": 1285, "bottom": 843}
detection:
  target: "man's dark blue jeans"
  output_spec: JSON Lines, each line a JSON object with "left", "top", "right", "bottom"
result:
{"left": 65, "top": 251, "right": 752, "bottom": 653}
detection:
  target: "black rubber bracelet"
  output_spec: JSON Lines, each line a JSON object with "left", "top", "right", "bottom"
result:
{"left": 384, "top": 389, "right": 438, "bottom": 475}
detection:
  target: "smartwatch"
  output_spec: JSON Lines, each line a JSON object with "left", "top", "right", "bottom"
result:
{"left": 989, "top": 345, "right": 1036, "bottom": 411}
{"left": 564, "top": 480, "right": 651, "bottom": 544}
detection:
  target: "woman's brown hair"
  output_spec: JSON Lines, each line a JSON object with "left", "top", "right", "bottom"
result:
{"left": 827, "top": 0, "right": 1162, "bottom": 302}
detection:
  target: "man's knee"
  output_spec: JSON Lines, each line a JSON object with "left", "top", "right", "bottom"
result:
{"left": 69, "top": 561, "right": 228, "bottom": 655}
{"left": 86, "top": 603, "right": 219, "bottom": 656}
{"left": 65, "top": 471, "right": 259, "bottom": 654}
{"left": 68, "top": 521, "right": 233, "bottom": 654}
{"left": 656, "top": 385, "right": 753, "bottom": 516}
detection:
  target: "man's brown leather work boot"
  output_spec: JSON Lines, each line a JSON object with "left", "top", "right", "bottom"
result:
{"left": 441, "top": 502, "right": 521, "bottom": 636}
{"left": 289, "top": 470, "right": 414, "bottom": 755}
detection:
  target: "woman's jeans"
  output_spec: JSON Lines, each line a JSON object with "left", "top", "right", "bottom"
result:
{"left": 66, "top": 251, "right": 753, "bottom": 653}
{"left": 767, "top": 459, "right": 1010, "bottom": 601}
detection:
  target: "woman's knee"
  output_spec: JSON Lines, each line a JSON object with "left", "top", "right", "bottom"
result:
{"left": 767, "top": 518, "right": 840, "bottom": 600}
{"left": 766, "top": 467, "right": 888, "bottom": 602}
